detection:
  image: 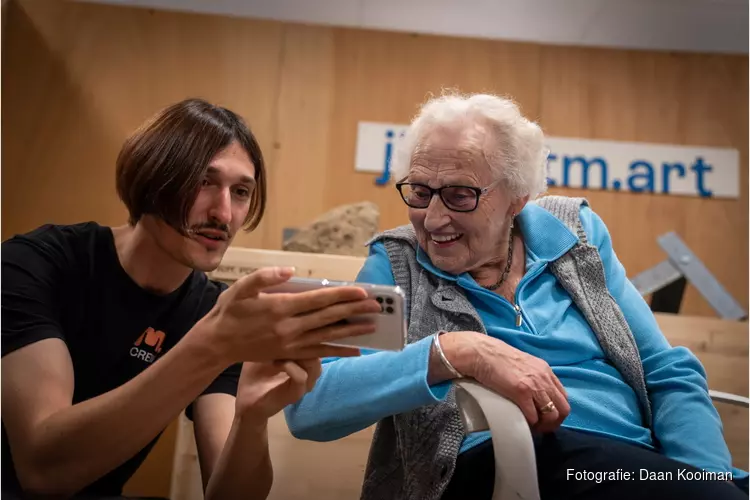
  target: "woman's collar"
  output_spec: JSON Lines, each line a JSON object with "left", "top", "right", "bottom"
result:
{"left": 517, "top": 202, "right": 580, "bottom": 263}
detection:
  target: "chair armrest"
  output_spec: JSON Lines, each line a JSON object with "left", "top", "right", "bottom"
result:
{"left": 454, "top": 379, "right": 540, "bottom": 500}
{"left": 710, "top": 390, "right": 750, "bottom": 408}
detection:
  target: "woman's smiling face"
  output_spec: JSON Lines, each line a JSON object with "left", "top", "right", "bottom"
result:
{"left": 405, "top": 123, "right": 522, "bottom": 275}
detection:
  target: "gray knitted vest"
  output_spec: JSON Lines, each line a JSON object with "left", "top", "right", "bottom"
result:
{"left": 359, "top": 195, "right": 652, "bottom": 500}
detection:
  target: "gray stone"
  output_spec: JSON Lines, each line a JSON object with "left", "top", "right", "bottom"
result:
{"left": 282, "top": 201, "right": 380, "bottom": 257}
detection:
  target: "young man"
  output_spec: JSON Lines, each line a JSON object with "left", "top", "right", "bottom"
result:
{"left": 1, "top": 98, "right": 380, "bottom": 499}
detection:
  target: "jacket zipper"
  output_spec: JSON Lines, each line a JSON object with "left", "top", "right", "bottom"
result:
{"left": 513, "top": 303, "right": 522, "bottom": 327}
{"left": 509, "top": 262, "right": 547, "bottom": 329}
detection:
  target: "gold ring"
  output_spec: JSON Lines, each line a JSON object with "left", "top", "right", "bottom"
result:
{"left": 539, "top": 401, "right": 556, "bottom": 414}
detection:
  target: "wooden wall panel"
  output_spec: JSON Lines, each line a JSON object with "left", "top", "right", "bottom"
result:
{"left": 2, "top": 0, "right": 747, "bottom": 497}
{"left": 2, "top": 0, "right": 284, "bottom": 248}
{"left": 257, "top": 24, "right": 337, "bottom": 250}
{"left": 540, "top": 48, "right": 748, "bottom": 317}
{"left": 4, "top": 0, "right": 746, "bottom": 319}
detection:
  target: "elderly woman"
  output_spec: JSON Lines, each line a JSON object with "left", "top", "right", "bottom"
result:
{"left": 284, "top": 93, "right": 747, "bottom": 500}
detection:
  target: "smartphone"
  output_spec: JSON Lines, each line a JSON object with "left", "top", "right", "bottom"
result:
{"left": 263, "top": 277, "right": 407, "bottom": 351}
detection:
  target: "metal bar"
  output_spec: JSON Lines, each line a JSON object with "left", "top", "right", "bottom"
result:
{"left": 630, "top": 260, "right": 683, "bottom": 296}
{"left": 658, "top": 232, "right": 747, "bottom": 321}
{"left": 709, "top": 390, "right": 750, "bottom": 408}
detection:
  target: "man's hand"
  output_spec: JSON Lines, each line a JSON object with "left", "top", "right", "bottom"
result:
{"left": 234, "top": 360, "right": 323, "bottom": 423}
{"left": 198, "top": 267, "right": 382, "bottom": 366}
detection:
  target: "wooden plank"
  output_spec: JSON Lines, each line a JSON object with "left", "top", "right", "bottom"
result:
{"left": 267, "top": 414, "right": 372, "bottom": 500}
{"left": 655, "top": 313, "right": 748, "bottom": 356}
{"left": 212, "top": 246, "right": 366, "bottom": 282}
{"left": 169, "top": 416, "right": 205, "bottom": 500}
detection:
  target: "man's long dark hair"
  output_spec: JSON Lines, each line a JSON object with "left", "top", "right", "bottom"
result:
{"left": 115, "top": 98, "right": 267, "bottom": 234}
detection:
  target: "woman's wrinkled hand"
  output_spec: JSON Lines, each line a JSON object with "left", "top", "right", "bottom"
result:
{"left": 442, "top": 331, "right": 571, "bottom": 433}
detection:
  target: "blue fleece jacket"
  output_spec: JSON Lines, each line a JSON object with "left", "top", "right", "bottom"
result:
{"left": 284, "top": 203, "right": 746, "bottom": 479}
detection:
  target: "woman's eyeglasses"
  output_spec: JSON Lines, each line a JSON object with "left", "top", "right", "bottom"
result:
{"left": 395, "top": 179, "right": 502, "bottom": 213}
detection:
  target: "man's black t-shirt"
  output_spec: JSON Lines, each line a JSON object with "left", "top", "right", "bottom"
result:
{"left": 1, "top": 222, "right": 240, "bottom": 496}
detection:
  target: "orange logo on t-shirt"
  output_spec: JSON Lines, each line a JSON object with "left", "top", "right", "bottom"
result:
{"left": 130, "top": 327, "right": 167, "bottom": 364}
{"left": 134, "top": 327, "right": 165, "bottom": 353}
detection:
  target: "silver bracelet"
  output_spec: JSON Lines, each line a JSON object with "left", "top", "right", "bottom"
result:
{"left": 433, "top": 331, "right": 463, "bottom": 379}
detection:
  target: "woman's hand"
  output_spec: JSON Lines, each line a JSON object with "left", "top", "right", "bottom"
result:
{"left": 440, "top": 331, "right": 570, "bottom": 433}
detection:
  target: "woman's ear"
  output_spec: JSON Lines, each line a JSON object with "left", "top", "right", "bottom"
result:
{"left": 509, "top": 195, "right": 530, "bottom": 219}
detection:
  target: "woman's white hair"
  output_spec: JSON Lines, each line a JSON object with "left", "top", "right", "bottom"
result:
{"left": 391, "top": 91, "right": 548, "bottom": 200}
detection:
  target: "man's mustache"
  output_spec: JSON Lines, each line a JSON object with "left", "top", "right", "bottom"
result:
{"left": 188, "top": 222, "right": 231, "bottom": 239}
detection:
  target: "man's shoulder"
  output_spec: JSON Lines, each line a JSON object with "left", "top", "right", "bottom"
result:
{"left": 2, "top": 221, "right": 106, "bottom": 267}
{"left": 4, "top": 221, "right": 104, "bottom": 249}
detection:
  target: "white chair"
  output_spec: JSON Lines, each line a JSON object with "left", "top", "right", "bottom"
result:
{"left": 455, "top": 380, "right": 540, "bottom": 500}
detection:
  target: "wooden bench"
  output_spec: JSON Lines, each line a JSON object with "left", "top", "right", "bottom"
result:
{"left": 165, "top": 247, "right": 748, "bottom": 500}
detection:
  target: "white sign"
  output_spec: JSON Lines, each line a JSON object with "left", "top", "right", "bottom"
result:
{"left": 354, "top": 121, "right": 740, "bottom": 198}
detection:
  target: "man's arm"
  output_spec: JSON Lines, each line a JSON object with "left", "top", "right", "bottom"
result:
{"left": 193, "top": 395, "right": 273, "bottom": 500}
{"left": 2, "top": 238, "right": 376, "bottom": 498}
{"left": 1, "top": 235, "right": 228, "bottom": 495}
{"left": 1, "top": 327, "right": 226, "bottom": 496}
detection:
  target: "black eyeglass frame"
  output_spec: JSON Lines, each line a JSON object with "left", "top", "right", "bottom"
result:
{"left": 395, "top": 178, "right": 502, "bottom": 213}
